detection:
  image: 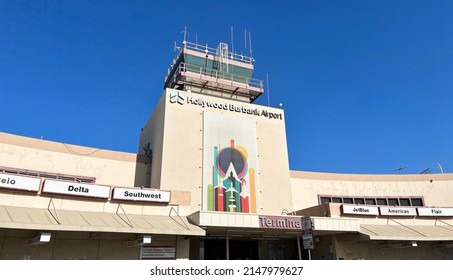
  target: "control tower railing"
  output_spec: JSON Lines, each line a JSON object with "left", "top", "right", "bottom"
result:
{"left": 183, "top": 41, "right": 254, "bottom": 65}
{"left": 164, "top": 62, "right": 263, "bottom": 102}
{"left": 177, "top": 62, "right": 263, "bottom": 89}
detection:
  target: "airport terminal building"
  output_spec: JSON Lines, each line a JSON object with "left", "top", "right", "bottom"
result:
{"left": 1, "top": 40, "right": 453, "bottom": 260}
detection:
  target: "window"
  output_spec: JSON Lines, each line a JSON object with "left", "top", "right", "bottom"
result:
{"left": 376, "top": 198, "right": 387, "bottom": 205}
{"left": 399, "top": 198, "right": 411, "bottom": 206}
{"left": 365, "top": 198, "right": 376, "bottom": 205}
{"left": 343, "top": 198, "right": 353, "bottom": 204}
{"left": 0, "top": 166, "right": 96, "bottom": 183}
{"left": 317, "top": 195, "right": 424, "bottom": 206}
{"left": 354, "top": 198, "right": 365, "bottom": 205}
{"left": 411, "top": 198, "right": 423, "bottom": 206}
{"left": 388, "top": 198, "right": 399, "bottom": 206}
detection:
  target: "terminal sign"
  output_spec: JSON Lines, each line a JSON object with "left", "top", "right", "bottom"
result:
{"left": 42, "top": 179, "right": 111, "bottom": 199}
{"left": 0, "top": 174, "right": 41, "bottom": 192}
{"left": 259, "top": 216, "right": 302, "bottom": 229}
{"left": 112, "top": 187, "right": 171, "bottom": 203}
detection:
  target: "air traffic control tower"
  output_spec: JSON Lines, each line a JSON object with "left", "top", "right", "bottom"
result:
{"left": 163, "top": 39, "right": 264, "bottom": 103}
{"left": 139, "top": 36, "right": 291, "bottom": 220}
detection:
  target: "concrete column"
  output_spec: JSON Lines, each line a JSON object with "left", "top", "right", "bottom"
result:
{"left": 176, "top": 236, "right": 190, "bottom": 260}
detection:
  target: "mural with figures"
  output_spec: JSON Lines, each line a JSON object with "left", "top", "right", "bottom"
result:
{"left": 203, "top": 112, "right": 260, "bottom": 213}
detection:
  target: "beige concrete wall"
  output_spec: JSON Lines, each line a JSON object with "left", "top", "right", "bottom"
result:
{"left": 176, "top": 235, "right": 190, "bottom": 260}
{"left": 0, "top": 229, "right": 181, "bottom": 260}
{"left": 0, "top": 132, "right": 144, "bottom": 188}
{"left": 256, "top": 115, "right": 292, "bottom": 214}
{"left": 160, "top": 89, "right": 203, "bottom": 212}
{"left": 332, "top": 236, "right": 453, "bottom": 260}
{"left": 138, "top": 93, "right": 167, "bottom": 188}
{"left": 0, "top": 131, "right": 193, "bottom": 215}
{"left": 291, "top": 171, "right": 453, "bottom": 210}
{"left": 151, "top": 89, "right": 292, "bottom": 214}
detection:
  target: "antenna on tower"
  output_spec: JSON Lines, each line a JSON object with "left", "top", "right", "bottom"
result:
{"left": 182, "top": 26, "right": 188, "bottom": 44}
{"left": 249, "top": 31, "right": 253, "bottom": 60}
{"left": 394, "top": 166, "right": 406, "bottom": 174}
{"left": 230, "top": 26, "right": 234, "bottom": 59}
{"left": 244, "top": 28, "right": 247, "bottom": 55}
{"left": 437, "top": 163, "right": 444, "bottom": 174}
{"left": 419, "top": 167, "right": 432, "bottom": 174}
{"left": 266, "top": 73, "right": 270, "bottom": 107}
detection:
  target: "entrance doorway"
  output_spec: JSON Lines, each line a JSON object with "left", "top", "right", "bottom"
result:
{"left": 203, "top": 239, "right": 259, "bottom": 260}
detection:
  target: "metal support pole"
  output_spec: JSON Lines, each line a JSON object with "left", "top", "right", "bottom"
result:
{"left": 297, "top": 233, "right": 302, "bottom": 260}
{"left": 308, "top": 249, "right": 311, "bottom": 260}
{"left": 226, "top": 231, "right": 230, "bottom": 260}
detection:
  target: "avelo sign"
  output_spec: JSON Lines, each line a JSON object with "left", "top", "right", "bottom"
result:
{"left": 0, "top": 174, "right": 41, "bottom": 192}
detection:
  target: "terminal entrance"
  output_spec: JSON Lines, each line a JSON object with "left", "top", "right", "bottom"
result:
{"left": 201, "top": 238, "right": 301, "bottom": 260}
{"left": 203, "top": 239, "right": 259, "bottom": 260}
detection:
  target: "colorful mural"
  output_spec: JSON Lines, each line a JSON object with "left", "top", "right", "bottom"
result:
{"left": 203, "top": 112, "right": 260, "bottom": 213}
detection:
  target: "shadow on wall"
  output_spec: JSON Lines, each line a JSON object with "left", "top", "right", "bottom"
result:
{"left": 133, "top": 153, "right": 152, "bottom": 188}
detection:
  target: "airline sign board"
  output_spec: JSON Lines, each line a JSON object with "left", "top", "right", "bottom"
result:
{"left": 0, "top": 173, "right": 41, "bottom": 192}
{"left": 112, "top": 187, "right": 171, "bottom": 203}
{"left": 42, "top": 179, "right": 111, "bottom": 199}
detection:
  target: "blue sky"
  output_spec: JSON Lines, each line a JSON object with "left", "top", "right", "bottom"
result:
{"left": 1, "top": 1, "right": 452, "bottom": 174}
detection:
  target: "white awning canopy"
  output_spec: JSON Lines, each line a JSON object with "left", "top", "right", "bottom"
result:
{"left": 0, "top": 205, "right": 205, "bottom": 236}
{"left": 360, "top": 224, "right": 453, "bottom": 241}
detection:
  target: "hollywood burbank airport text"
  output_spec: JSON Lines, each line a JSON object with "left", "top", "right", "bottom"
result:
{"left": 187, "top": 96, "right": 283, "bottom": 120}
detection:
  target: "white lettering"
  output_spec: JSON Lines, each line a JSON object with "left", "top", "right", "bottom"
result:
{"left": 184, "top": 95, "right": 283, "bottom": 120}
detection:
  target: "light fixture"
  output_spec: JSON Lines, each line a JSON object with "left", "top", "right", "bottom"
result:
{"left": 26, "top": 232, "right": 51, "bottom": 245}
{"left": 385, "top": 241, "right": 417, "bottom": 249}
{"left": 125, "top": 235, "right": 152, "bottom": 247}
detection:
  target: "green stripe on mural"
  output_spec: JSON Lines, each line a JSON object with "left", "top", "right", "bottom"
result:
{"left": 207, "top": 184, "right": 213, "bottom": 211}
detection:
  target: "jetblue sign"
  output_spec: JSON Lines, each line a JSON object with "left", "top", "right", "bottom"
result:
{"left": 341, "top": 205, "right": 379, "bottom": 216}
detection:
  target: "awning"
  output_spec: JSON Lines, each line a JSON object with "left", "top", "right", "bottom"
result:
{"left": 0, "top": 205, "right": 205, "bottom": 236}
{"left": 360, "top": 224, "right": 453, "bottom": 241}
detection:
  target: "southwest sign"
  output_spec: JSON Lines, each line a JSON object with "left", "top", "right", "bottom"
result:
{"left": 112, "top": 187, "right": 171, "bottom": 203}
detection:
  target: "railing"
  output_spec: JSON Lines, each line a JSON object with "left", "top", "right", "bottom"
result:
{"left": 175, "top": 62, "right": 263, "bottom": 91}
{"left": 182, "top": 41, "right": 254, "bottom": 65}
